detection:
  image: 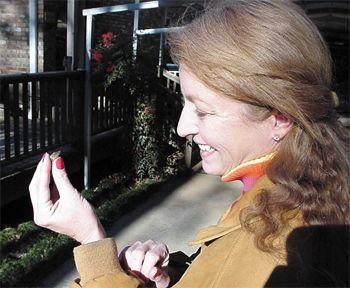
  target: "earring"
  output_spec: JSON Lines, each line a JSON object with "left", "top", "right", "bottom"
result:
{"left": 273, "top": 135, "right": 281, "bottom": 142}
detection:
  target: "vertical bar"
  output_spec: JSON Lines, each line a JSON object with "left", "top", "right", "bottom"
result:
{"left": 29, "top": 0, "right": 38, "bottom": 73}
{"left": 132, "top": 0, "right": 140, "bottom": 61}
{"left": 32, "top": 81, "right": 37, "bottom": 151}
{"left": 13, "top": 83, "right": 20, "bottom": 157}
{"left": 110, "top": 83, "right": 115, "bottom": 127}
{"left": 97, "top": 87, "right": 101, "bottom": 131}
{"left": 76, "top": 72, "right": 84, "bottom": 147}
{"left": 106, "top": 89, "right": 109, "bottom": 128}
{"left": 47, "top": 80, "right": 53, "bottom": 146}
{"left": 67, "top": 75, "right": 73, "bottom": 138}
{"left": 92, "top": 85, "right": 97, "bottom": 133}
{"left": 84, "top": 14, "right": 93, "bottom": 189}
{"left": 67, "top": 0, "right": 76, "bottom": 70}
{"left": 185, "top": 135, "right": 193, "bottom": 168}
{"left": 3, "top": 83, "right": 11, "bottom": 160}
{"left": 54, "top": 78, "right": 61, "bottom": 144}
{"left": 157, "top": 7, "right": 167, "bottom": 77}
{"left": 106, "top": 89, "right": 110, "bottom": 128}
{"left": 61, "top": 76, "right": 67, "bottom": 143}
{"left": 100, "top": 93, "right": 105, "bottom": 131}
{"left": 22, "top": 81, "right": 29, "bottom": 154}
{"left": 113, "top": 83, "right": 118, "bottom": 126}
{"left": 40, "top": 80, "right": 46, "bottom": 149}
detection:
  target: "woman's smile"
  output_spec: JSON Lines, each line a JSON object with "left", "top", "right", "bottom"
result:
{"left": 197, "top": 143, "right": 216, "bottom": 160}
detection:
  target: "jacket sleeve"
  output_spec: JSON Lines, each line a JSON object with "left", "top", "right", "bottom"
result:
{"left": 70, "top": 238, "right": 142, "bottom": 288}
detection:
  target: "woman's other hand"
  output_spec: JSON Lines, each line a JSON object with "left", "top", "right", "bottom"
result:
{"left": 29, "top": 153, "right": 106, "bottom": 244}
{"left": 120, "top": 240, "right": 170, "bottom": 288}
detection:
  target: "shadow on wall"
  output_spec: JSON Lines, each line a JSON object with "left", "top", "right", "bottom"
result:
{"left": 265, "top": 225, "right": 349, "bottom": 287}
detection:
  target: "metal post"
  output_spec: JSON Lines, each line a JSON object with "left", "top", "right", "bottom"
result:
{"left": 132, "top": 0, "right": 140, "bottom": 61}
{"left": 84, "top": 14, "right": 93, "bottom": 190}
{"left": 157, "top": 8, "right": 167, "bottom": 77}
{"left": 67, "top": 0, "right": 76, "bottom": 70}
{"left": 29, "top": 0, "right": 38, "bottom": 121}
{"left": 29, "top": 0, "right": 38, "bottom": 73}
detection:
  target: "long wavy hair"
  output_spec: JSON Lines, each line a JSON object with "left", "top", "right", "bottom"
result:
{"left": 169, "top": 0, "right": 350, "bottom": 252}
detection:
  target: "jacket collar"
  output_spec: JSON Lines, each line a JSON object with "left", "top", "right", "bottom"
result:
{"left": 189, "top": 175, "right": 275, "bottom": 246}
{"left": 221, "top": 153, "right": 275, "bottom": 191}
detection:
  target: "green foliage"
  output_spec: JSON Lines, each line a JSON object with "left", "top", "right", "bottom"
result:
{"left": 0, "top": 232, "right": 73, "bottom": 287}
{"left": 163, "top": 150, "right": 186, "bottom": 178}
{"left": 0, "top": 221, "right": 40, "bottom": 253}
{"left": 132, "top": 97, "right": 161, "bottom": 180}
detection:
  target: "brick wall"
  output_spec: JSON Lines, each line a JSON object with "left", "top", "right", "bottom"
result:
{"left": 0, "top": 0, "right": 44, "bottom": 74}
{"left": 0, "top": 0, "right": 187, "bottom": 74}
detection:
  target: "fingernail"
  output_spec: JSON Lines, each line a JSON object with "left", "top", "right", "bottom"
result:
{"left": 153, "top": 269, "right": 162, "bottom": 279}
{"left": 56, "top": 157, "right": 65, "bottom": 170}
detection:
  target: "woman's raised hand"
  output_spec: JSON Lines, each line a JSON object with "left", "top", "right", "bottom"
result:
{"left": 120, "top": 240, "right": 170, "bottom": 288}
{"left": 29, "top": 153, "right": 106, "bottom": 244}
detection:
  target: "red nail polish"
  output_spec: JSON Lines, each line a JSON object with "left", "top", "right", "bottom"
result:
{"left": 154, "top": 269, "right": 162, "bottom": 279}
{"left": 56, "top": 157, "right": 65, "bottom": 170}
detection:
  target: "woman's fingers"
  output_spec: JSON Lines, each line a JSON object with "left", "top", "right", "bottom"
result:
{"left": 51, "top": 157, "right": 76, "bottom": 199}
{"left": 126, "top": 241, "right": 148, "bottom": 271}
{"left": 150, "top": 267, "right": 170, "bottom": 288}
{"left": 141, "top": 243, "right": 168, "bottom": 278}
{"left": 123, "top": 240, "right": 170, "bottom": 287}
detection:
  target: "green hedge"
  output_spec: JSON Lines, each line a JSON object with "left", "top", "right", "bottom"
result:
{"left": 0, "top": 177, "right": 164, "bottom": 287}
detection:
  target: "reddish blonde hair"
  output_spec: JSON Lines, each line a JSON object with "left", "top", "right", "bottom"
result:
{"left": 169, "top": 0, "right": 350, "bottom": 251}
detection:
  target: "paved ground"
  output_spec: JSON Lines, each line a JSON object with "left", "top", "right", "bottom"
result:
{"left": 39, "top": 172, "right": 242, "bottom": 287}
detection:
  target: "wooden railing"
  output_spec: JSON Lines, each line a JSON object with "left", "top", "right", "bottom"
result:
{"left": 92, "top": 79, "right": 133, "bottom": 135}
{"left": 0, "top": 71, "right": 85, "bottom": 164}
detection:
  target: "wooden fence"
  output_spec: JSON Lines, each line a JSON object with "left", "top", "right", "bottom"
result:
{"left": 92, "top": 79, "right": 133, "bottom": 135}
{"left": 0, "top": 71, "right": 85, "bottom": 165}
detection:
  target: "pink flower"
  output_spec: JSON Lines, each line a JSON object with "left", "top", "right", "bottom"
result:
{"left": 102, "top": 32, "right": 114, "bottom": 47}
{"left": 92, "top": 49, "right": 103, "bottom": 62}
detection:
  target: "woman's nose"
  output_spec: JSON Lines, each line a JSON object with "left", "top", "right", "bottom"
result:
{"left": 177, "top": 106, "right": 197, "bottom": 138}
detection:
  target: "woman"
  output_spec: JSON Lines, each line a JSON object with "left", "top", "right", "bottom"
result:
{"left": 29, "top": 0, "right": 349, "bottom": 287}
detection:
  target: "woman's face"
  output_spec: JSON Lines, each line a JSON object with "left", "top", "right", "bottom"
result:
{"left": 177, "top": 66, "right": 278, "bottom": 176}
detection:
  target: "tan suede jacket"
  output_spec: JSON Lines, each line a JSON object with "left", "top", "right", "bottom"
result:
{"left": 71, "top": 175, "right": 304, "bottom": 288}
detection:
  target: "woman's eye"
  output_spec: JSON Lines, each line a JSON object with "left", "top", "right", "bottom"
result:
{"left": 195, "top": 109, "right": 208, "bottom": 118}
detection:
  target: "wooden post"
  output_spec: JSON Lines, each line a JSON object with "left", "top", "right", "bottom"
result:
{"left": 31, "top": 81, "right": 37, "bottom": 152}
{"left": 22, "top": 82, "right": 29, "bottom": 154}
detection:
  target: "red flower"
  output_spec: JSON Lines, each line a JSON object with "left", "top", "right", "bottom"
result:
{"left": 92, "top": 49, "right": 103, "bottom": 62}
{"left": 102, "top": 32, "right": 114, "bottom": 47}
{"left": 106, "top": 64, "right": 116, "bottom": 73}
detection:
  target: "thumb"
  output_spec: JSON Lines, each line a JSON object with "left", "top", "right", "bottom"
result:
{"left": 52, "top": 157, "right": 75, "bottom": 199}
{"left": 150, "top": 267, "right": 170, "bottom": 288}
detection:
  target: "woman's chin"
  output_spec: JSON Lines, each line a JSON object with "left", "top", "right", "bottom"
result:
{"left": 201, "top": 162, "right": 223, "bottom": 176}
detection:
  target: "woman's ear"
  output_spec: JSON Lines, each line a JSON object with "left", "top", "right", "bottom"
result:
{"left": 270, "top": 112, "right": 294, "bottom": 141}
